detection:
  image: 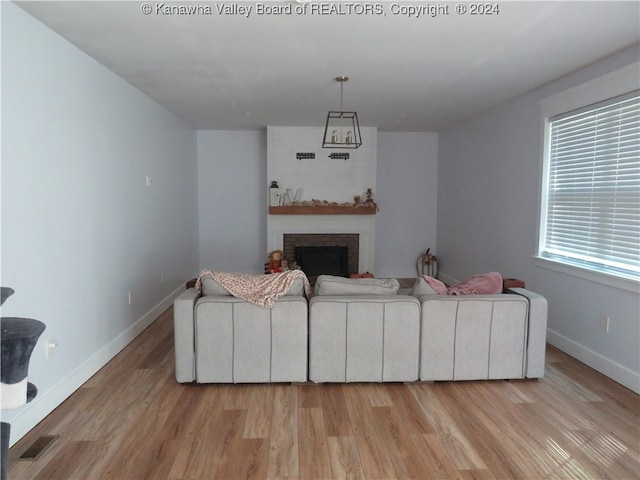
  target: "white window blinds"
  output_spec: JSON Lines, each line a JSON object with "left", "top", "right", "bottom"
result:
{"left": 541, "top": 90, "right": 640, "bottom": 280}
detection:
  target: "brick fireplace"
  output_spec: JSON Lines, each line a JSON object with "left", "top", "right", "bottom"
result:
{"left": 284, "top": 233, "right": 359, "bottom": 277}
{"left": 267, "top": 214, "right": 375, "bottom": 274}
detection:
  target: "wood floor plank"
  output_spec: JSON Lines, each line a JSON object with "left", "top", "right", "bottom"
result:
{"left": 224, "top": 383, "right": 255, "bottom": 409}
{"left": 544, "top": 363, "right": 603, "bottom": 402}
{"left": 493, "top": 379, "right": 536, "bottom": 404}
{"left": 460, "top": 468, "right": 499, "bottom": 479}
{"left": 267, "top": 385, "right": 299, "bottom": 479}
{"left": 531, "top": 376, "right": 640, "bottom": 451}
{"left": 33, "top": 440, "right": 95, "bottom": 480}
{"left": 244, "top": 384, "right": 275, "bottom": 439}
{"left": 452, "top": 382, "right": 557, "bottom": 479}
{"left": 217, "top": 438, "right": 269, "bottom": 480}
{"left": 370, "top": 405, "right": 431, "bottom": 479}
{"left": 297, "top": 407, "right": 332, "bottom": 480}
{"left": 195, "top": 409, "right": 248, "bottom": 479}
{"left": 84, "top": 372, "right": 185, "bottom": 479}
{"left": 72, "top": 368, "right": 165, "bottom": 441}
{"left": 320, "top": 384, "right": 352, "bottom": 437}
{"left": 166, "top": 385, "right": 231, "bottom": 479}
{"left": 430, "top": 383, "right": 527, "bottom": 479}
{"left": 326, "top": 435, "right": 365, "bottom": 480}
{"left": 410, "top": 433, "right": 464, "bottom": 480}
{"left": 385, "top": 383, "right": 434, "bottom": 435}
{"left": 563, "top": 428, "right": 640, "bottom": 479}
{"left": 363, "top": 383, "right": 394, "bottom": 407}
{"left": 342, "top": 385, "right": 397, "bottom": 479}
{"left": 408, "top": 383, "right": 487, "bottom": 471}
{"left": 9, "top": 308, "right": 639, "bottom": 480}
{"left": 297, "top": 383, "right": 323, "bottom": 408}
{"left": 126, "top": 386, "right": 205, "bottom": 480}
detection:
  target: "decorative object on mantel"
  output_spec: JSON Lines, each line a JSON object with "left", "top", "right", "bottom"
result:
{"left": 363, "top": 187, "right": 376, "bottom": 206}
{"left": 328, "top": 152, "right": 349, "bottom": 160}
{"left": 269, "top": 181, "right": 281, "bottom": 207}
{"left": 296, "top": 152, "right": 315, "bottom": 160}
{"left": 281, "top": 188, "right": 303, "bottom": 206}
{"left": 322, "top": 76, "right": 362, "bottom": 149}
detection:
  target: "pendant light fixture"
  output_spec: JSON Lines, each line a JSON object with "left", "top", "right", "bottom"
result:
{"left": 322, "top": 76, "right": 362, "bottom": 149}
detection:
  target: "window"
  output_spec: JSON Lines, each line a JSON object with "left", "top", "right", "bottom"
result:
{"left": 539, "top": 90, "right": 640, "bottom": 281}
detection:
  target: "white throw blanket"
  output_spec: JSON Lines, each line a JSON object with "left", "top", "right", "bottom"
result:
{"left": 195, "top": 269, "right": 311, "bottom": 308}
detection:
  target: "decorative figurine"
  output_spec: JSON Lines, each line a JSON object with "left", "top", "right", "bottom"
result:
{"left": 364, "top": 188, "right": 375, "bottom": 205}
{"left": 267, "top": 250, "right": 284, "bottom": 273}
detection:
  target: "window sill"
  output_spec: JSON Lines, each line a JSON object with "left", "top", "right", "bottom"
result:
{"left": 533, "top": 256, "right": 639, "bottom": 294}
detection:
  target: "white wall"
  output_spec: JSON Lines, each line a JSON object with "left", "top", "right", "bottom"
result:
{"left": 267, "top": 126, "right": 378, "bottom": 204}
{"left": 438, "top": 44, "right": 640, "bottom": 392}
{"left": 376, "top": 132, "right": 439, "bottom": 278}
{"left": 197, "top": 130, "right": 267, "bottom": 272}
{"left": 1, "top": 3, "right": 199, "bottom": 443}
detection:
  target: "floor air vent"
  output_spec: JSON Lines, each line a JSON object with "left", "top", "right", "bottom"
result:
{"left": 18, "top": 435, "right": 58, "bottom": 460}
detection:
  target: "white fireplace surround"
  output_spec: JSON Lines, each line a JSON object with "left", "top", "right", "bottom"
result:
{"left": 267, "top": 215, "right": 375, "bottom": 273}
{"left": 266, "top": 126, "right": 377, "bottom": 274}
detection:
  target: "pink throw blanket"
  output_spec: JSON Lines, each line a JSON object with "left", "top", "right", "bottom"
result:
{"left": 195, "top": 269, "right": 311, "bottom": 308}
{"left": 446, "top": 272, "right": 503, "bottom": 295}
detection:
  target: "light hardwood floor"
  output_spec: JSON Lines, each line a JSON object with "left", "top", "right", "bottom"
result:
{"left": 8, "top": 307, "right": 640, "bottom": 480}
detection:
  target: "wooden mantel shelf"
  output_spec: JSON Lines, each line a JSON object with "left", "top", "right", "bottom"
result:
{"left": 269, "top": 205, "right": 377, "bottom": 215}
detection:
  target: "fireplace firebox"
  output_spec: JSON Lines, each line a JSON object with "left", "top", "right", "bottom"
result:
{"left": 295, "top": 246, "right": 348, "bottom": 284}
{"left": 284, "top": 233, "right": 359, "bottom": 284}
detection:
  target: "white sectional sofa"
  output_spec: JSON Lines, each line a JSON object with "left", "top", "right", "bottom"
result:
{"left": 173, "top": 273, "right": 548, "bottom": 384}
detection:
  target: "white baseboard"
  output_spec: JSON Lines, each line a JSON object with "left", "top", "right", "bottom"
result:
{"left": 7, "top": 284, "right": 185, "bottom": 447}
{"left": 547, "top": 329, "right": 640, "bottom": 394}
{"left": 436, "top": 271, "right": 459, "bottom": 286}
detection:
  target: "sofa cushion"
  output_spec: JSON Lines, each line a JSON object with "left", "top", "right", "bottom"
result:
{"left": 284, "top": 277, "right": 305, "bottom": 296}
{"left": 201, "top": 277, "right": 232, "bottom": 296}
{"left": 413, "top": 276, "right": 447, "bottom": 295}
{"left": 314, "top": 275, "right": 400, "bottom": 296}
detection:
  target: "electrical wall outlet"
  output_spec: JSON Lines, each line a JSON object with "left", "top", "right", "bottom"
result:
{"left": 600, "top": 315, "right": 610, "bottom": 332}
{"left": 128, "top": 290, "right": 133, "bottom": 305}
{"left": 46, "top": 339, "right": 57, "bottom": 358}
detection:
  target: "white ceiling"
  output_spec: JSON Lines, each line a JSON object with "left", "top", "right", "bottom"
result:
{"left": 15, "top": 1, "right": 640, "bottom": 131}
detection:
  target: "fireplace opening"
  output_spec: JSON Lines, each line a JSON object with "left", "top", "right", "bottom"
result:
{"left": 295, "top": 246, "right": 348, "bottom": 284}
{"left": 284, "top": 234, "right": 359, "bottom": 279}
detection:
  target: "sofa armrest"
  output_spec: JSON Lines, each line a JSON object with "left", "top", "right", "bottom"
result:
{"left": 174, "top": 287, "right": 200, "bottom": 382}
{"left": 509, "top": 287, "right": 548, "bottom": 378}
